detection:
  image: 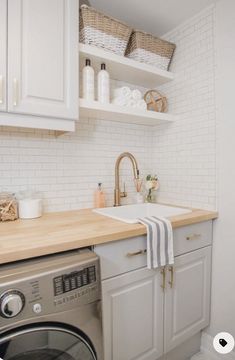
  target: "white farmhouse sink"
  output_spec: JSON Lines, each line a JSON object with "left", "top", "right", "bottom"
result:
{"left": 93, "top": 203, "right": 192, "bottom": 224}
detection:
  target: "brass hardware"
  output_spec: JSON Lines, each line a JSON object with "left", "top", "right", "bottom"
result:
{"left": 168, "top": 266, "right": 174, "bottom": 288}
{"left": 161, "top": 267, "right": 166, "bottom": 291}
{"left": 0, "top": 75, "right": 3, "bottom": 104}
{"left": 13, "top": 78, "right": 19, "bottom": 106}
{"left": 126, "top": 249, "right": 147, "bottom": 257}
{"left": 186, "top": 233, "right": 201, "bottom": 241}
{"left": 114, "top": 152, "right": 139, "bottom": 206}
{"left": 120, "top": 182, "right": 127, "bottom": 198}
{"left": 120, "top": 191, "right": 127, "bottom": 198}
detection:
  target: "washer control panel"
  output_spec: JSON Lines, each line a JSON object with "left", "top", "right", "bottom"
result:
{"left": 0, "top": 250, "right": 100, "bottom": 323}
{"left": 53, "top": 265, "right": 96, "bottom": 296}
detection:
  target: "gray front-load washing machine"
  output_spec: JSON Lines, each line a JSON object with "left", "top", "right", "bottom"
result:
{"left": 0, "top": 249, "right": 103, "bottom": 360}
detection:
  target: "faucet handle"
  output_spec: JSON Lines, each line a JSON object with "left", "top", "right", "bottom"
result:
{"left": 120, "top": 182, "right": 127, "bottom": 198}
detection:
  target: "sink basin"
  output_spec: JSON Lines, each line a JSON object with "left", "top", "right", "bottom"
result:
{"left": 93, "top": 203, "right": 192, "bottom": 224}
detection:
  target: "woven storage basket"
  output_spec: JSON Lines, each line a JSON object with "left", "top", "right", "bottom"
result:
{"left": 125, "top": 30, "right": 176, "bottom": 70}
{"left": 79, "top": 5, "right": 132, "bottom": 56}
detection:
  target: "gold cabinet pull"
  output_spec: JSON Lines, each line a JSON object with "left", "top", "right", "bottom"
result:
{"left": 161, "top": 267, "right": 166, "bottom": 291}
{"left": 168, "top": 266, "right": 174, "bottom": 288}
{"left": 0, "top": 75, "right": 3, "bottom": 104}
{"left": 126, "top": 249, "right": 147, "bottom": 257}
{"left": 13, "top": 78, "right": 19, "bottom": 106}
{"left": 186, "top": 233, "right": 201, "bottom": 241}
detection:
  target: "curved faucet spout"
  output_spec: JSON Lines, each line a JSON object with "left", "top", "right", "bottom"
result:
{"left": 114, "top": 152, "right": 140, "bottom": 207}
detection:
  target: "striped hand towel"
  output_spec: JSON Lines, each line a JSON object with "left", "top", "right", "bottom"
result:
{"left": 138, "top": 216, "right": 174, "bottom": 269}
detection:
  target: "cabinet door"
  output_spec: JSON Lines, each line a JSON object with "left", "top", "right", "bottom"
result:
{"left": 8, "top": 0, "right": 78, "bottom": 119}
{"left": 164, "top": 246, "right": 211, "bottom": 353}
{"left": 0, "top": 0, "right": 7, "bottom": 111}
{"left": 102, "top": 267, "right": 164, "bottom": 360}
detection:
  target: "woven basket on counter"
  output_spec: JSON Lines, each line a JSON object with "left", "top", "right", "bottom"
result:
{"left": 125, "top": 30, "right": 176, "bottom": 70}
{"left": 79, "top": 5, "right": 132, "bottom": 56}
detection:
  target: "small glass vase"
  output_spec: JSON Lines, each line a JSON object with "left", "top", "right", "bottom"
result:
{"left": 146, "top": 189, "right": 156, "bottom": 203}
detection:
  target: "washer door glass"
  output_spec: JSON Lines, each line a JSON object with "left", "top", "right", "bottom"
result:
{"left": 0, "top": 325, "right": 96, "bottom": 360}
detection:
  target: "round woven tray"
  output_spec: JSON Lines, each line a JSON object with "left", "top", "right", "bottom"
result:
{"left": 144, "top": 90, "right": 167, "bottom": 113}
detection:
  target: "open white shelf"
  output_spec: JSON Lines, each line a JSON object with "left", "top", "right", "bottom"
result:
{"left": 79, "top": 99, "right": 176, "bottom": 126}
{"left": 79, "top": 43, "right": 174, "bottom": 88}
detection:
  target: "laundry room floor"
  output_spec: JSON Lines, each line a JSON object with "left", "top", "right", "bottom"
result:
{"left": 191, "top": 353, "right": 212, "bottom": 359}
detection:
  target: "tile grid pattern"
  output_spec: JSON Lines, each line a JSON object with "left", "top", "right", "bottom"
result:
{"left": 0, "top": 6, "right": 216, "bottom": 213}
{"left": 0, "top": 112, "right": 153, "bottom": 212}
{"left": 154, "top": 5, "right": 216, "bottom": 210}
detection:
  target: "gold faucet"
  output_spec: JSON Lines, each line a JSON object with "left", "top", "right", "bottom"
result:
{"left": 114, "top": 152, "right": 139, "bottom": 206}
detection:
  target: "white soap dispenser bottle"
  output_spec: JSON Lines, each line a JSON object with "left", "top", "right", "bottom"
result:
{"left": 82, "top": 58, "right": 95, "bottom": 101}
{"left": 98, "top": 63, "right": 110, "bottom": 104}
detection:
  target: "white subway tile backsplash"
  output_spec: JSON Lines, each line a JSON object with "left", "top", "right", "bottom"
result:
{"left": 0, "top": 6, "right": 216, "bottom": 213}
{"left": 0, "top": 118, "right": 153, "bottom": 211}
{"left": 154, "top": 6, "right": 216, "bottom": 210}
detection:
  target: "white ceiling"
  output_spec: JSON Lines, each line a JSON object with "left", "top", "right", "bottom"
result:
{"left": 85, "top": 0, "right": 217, "bottom": 35}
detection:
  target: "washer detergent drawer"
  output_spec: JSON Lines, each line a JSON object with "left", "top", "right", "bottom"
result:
{"left": 0, "top": 324, "right": 97, "bottom": 360}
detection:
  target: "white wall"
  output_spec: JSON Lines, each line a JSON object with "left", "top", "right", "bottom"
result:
{"left": 208, "top": 0, "right": 235, "bottom": 339}
{"left": 0, "top": 118, "right": 152, "bottom": 212}
{"left": 153, "top": 6, "right": 217, "bottom": 210}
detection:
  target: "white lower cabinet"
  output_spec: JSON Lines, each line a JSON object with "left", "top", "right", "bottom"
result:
{"left": 164, "top": 246, "right": 211, "bottom": 353}
{"left": 96, "top": 221, "right": 213, "bottom": 360}
{"left": 102, "top": 267, "right": 164, "bottom": 360}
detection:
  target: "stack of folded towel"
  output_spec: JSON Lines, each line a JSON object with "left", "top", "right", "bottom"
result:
{"left": 112, "top": 86, "right": 147, "bottom": 110}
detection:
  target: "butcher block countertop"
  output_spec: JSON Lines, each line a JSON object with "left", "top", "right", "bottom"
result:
{"left": 0, "top": 207, "right": 218, "bottom": 265}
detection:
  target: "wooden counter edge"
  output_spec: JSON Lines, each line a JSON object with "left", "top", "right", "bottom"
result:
{"left": 0, "top": 209, "right": 218, "bottom": 265}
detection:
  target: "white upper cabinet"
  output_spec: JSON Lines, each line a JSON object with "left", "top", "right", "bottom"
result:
{"left": 0, "top": 0, "right": 7, "bottom": 112}
{"left": 7, "top": 0, "right": 78, "bottom": 120}
{"left": 164, "top": 246, "right": 212, "bottom": 353}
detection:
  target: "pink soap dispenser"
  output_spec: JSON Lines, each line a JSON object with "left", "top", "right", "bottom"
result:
{"left": 94, "top": 183, "right": 106, "bottom": 208}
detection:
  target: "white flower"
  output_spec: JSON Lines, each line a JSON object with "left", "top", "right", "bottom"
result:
{"left": 145, "top": 180, "right": 153, "bottom": 190}
{"left": 152, "top": 180, "right": 159, "bottom": 190}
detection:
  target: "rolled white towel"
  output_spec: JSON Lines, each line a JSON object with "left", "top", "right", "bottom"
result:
{"left": 126, "top": 99, "right": 137, "bottom": 108}
{"left": 112, "top": 97, "right": 128, "bottom": 107}
{"left": 113, "top": 86, "right": 132, "bottom": 100}
{"left": 136, "top": 99, "right": 147, "bottom": 110}
{"left": 132, "top": 89, "right": 142, "bottom": 101}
